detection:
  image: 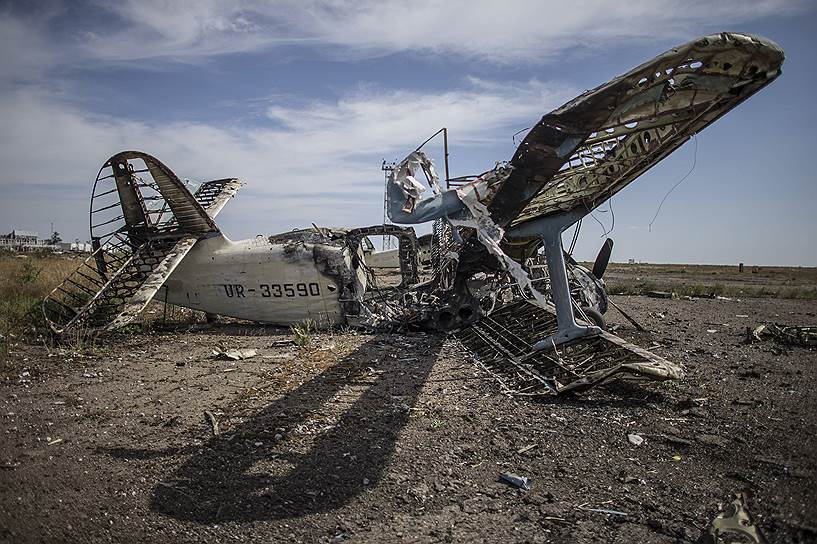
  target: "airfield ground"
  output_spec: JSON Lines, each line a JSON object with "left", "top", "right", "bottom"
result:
{"left": 1, "top": 259, "right": 816, "bottom": 543}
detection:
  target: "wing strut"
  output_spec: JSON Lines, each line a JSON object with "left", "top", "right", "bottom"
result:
{"left": 506, "top": 209, "right": 601, "bottom": 350}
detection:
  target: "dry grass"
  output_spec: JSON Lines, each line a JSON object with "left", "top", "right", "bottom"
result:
{"left": 0, "top": 253, "right": 78, "bottom": 336}
{"left": 598, "top": 262, "right": 817, "bottom": 299}
{"left": 0, "top": 252, "right": 207, "bottom": 366}
{"left": 0, "top": 252, "right": 79, "bottom": 364}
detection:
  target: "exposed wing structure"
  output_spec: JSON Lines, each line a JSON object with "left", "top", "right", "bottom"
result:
{"left": 456, "top": 300, "right": 683, "bottom": 395}
{"left": 42, "top": 152, "right": 241, "bottom": 334}
{"left": 486, "top": 33, "right": 783, "bottom": 231}
{"left": 446, "top": 33, "right": 783, "bottom": 393}
{"left": 192, "top": 178, "right": 243, "bottom": 220}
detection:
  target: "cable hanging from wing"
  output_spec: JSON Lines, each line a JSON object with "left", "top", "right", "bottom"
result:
{"left": 648, "top": 133, "right": 698, "bottom": 231}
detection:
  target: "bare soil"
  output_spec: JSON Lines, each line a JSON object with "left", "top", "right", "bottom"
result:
{"left": 1, "top": 296, "right": 816, "bottom": 543}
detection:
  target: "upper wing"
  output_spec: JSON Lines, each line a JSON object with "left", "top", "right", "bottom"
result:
{"left": 487, "top": 33, "right": 784, "bottom": 230}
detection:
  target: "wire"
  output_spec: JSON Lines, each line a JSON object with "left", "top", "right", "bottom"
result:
{"left": 567, "top": 219, "right": 581, "bottom": 256}
{"left": 587, "top": 208, "right": 607, "bottom": 234}
{"left": 607, "top": 194, "right": 615, "bottom": 237}
{"left": 648, "top": 133, "right": 698, "bottom": 231}
{"left": 512, "top": 126, "right": 533, "bottom": 145}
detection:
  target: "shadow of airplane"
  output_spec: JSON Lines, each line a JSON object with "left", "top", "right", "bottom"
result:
{"left": 135, "top": 334, "right": 444, "bottom": 523}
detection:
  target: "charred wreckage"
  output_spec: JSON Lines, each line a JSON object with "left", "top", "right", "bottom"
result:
{"left": 43, "top": 33, "right": 784, "bottom": 395}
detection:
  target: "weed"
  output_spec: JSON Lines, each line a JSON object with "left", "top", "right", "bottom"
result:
{"left": 291, "top": 318, "right": 315, "bottom": 347}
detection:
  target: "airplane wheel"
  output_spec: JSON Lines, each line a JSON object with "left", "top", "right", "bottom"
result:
{"left": 579, "top": 307, "right": 606, "bottom": 330}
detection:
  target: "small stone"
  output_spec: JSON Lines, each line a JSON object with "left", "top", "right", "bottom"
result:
{"left": 628, "top": 434, "right": 645, "bottom": 447}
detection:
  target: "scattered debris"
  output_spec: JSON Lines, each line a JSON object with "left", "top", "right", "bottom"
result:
{"left": 701, "top": 492, "right": 768, "bottom": 544}
{"left": 204, "top": 410, "right": 220, "bottom": 436}
{"left": 617, "top": 471, "right": 643, "bottom": 485}
{"left": 47, "top": 438, "right": 63, "bottom": 446}
{"left": 212, "top": 347, "right": 258, "bottom": 361}
{"left": 749, "top": 324, "right": 817, "bottom": 347}
{"left": 516, "top": 444, "right": 537, "bottom": 454}
{"left": 627, "top": 433, "right": 645, "bottom": 447}
{"left": 500, "top": 472, "right": 531, "bottom": 490}
{"left": 608, "top": 298, "right": 647, "bottom": 331}
{"left": 578, "top": 505, "right": 629, "bottom": 516}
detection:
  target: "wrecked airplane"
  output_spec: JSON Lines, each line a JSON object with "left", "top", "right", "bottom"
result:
{"left": 43, "top": 33, "right": 784, "bottom": 394}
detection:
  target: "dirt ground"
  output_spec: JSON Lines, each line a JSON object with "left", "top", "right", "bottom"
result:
{"left": 1, "top": 296, "right": 816, "bottom": 543}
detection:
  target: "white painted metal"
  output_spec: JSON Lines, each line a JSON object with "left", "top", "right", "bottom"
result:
{"left": 163, "top": 234, "right": 346, "bottom": 325}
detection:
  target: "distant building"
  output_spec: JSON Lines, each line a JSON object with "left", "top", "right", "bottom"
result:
{"left": 0, "top": 230, "right": 58, "bottom": 252}
{"left": 59, "top": 241, "right": 93, "bottom": 253}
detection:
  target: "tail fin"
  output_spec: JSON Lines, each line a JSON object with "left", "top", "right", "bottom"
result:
{"left": 43, "top": 151, "right": 241, "bottom": 334}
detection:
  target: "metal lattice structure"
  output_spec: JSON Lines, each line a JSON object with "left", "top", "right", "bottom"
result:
{"left": 509, "top": 33, "right": 784, "bottom": 226}
{"left": 456, "top": 300, "right": 683, "bottom": 395}
{"left": 42, "top": 152, "right": 240, "bottom": 334}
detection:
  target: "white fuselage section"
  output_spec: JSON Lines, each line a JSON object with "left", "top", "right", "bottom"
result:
{"left": 162, "top": 234, "right": 349, "bottom": 325}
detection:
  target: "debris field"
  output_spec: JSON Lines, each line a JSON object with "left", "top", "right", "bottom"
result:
{"left": 1, "top": 295, "right": 815, "bottom": 543}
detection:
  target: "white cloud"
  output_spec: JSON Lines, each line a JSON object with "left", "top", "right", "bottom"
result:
{"left": 73, "top": 0, "right": 806, "bottom": 63}
{"left": 0, "top": 78, "right": 572, "bottom": 239}
{"left": 0, "top": 9, "right": 60, "bottom": 84}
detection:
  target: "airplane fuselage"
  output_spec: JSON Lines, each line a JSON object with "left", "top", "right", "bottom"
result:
{"left": 162, "top": 234, "right": 351, "bottom": 325}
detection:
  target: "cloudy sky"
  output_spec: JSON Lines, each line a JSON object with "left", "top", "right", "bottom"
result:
{"left": 1, "top": 1, "right": 815, "bottom": 265}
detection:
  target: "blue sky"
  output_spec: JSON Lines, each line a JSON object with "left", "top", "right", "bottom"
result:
{"left": 1, "top": 0, "right": 815, "bottom": 265}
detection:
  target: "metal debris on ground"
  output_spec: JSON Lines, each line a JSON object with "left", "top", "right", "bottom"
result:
{"left": 499, "top": 472, "right": 531, "bottom": 490}
{"left": 701, "top": 492, "right": 768, "bottom": 544}
{"left": 749, "top": 324, "right": 817, "bottom": 347}
{"left": 456, "top": 300, "right": 684, "bottom": 396}
{"left": 212, "top": 347, "right": 258, "bottom": 360}
{"left": 578, "top": 505, "right": 629, "bottom": 517}
{"left": 204, "top": 410, "right": 220, "bottom": 436}
{"left": 646, "top": 291, "right": 674, "bottom": 299}
{"left": 607, "top": 298, "right": 647, "bottom": 331}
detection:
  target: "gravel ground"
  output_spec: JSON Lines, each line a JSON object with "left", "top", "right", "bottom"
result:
{"left": 1, "top": 296, "right": 815, "bottom": 543}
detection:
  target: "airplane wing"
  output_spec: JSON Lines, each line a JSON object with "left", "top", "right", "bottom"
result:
{"left": 446, "top": 33, "right": 783, "bottom": 393}
{"left": 457, "top": 300, "right": 684, "bottom": 395}
{"left": 487, "top": 32, "right": 784, "bottom": 233}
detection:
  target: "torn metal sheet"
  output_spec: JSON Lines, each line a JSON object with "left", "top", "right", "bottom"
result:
{"left": 449, "top": 164, "right": 550, "bottom": 310}
{"left": 212, "top": 348, "right": 258, "bottom": 361}
{"left": 701, "top": 492, "right": 768, "bottom": 544}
